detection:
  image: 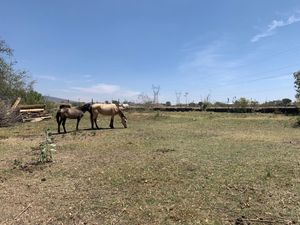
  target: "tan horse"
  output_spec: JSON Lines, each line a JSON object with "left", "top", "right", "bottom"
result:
{"left": 90, "top": 103, "right": 127, "bottom": 129}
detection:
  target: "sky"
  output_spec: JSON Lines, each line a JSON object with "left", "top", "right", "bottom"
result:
{"left": 1, "top": 0, "right": 300, "bottom": 103}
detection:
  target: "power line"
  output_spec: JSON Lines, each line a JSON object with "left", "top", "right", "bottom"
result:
{"left": 215, "top": 72, "right": 293, "bottom": 88}
{"left": 242, "top": 63, "right": 300, "bottom": 77}
{"left": 204, "top": 61, "right": 299, "bottom": 89}
{"left": 235, "top": 45, "right": 300, "bottom": 69}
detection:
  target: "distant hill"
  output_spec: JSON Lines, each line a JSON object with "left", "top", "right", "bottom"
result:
{"left": 43, "top": 96, "right": 76, "bottom": 103}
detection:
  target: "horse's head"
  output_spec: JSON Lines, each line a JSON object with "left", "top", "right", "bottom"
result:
{"left": 80, "top": 103, "right": 92, "bottom": 113}
{"left": 117, "top": 109, "right": 127, "bottom": 128}
{"left": 121, "top": 115, "right": 128, "bottom": 128}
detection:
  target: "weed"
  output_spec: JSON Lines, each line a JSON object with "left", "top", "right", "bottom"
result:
{"left": 263, "top": 167, "right": 272, "bottom": 180}
{"left": 13, "top": 159, "right": 22, "bottom": 166}
{"left": 295, "top": 116, "right": 300, "bottom": 127}
{"left": 153, "top": 110, "right": 168, "bottom": 120}
{"left": 154, "top": 110, "right": 161, "bottom": 119}
{"left": 38, "top": 129, "right": 56, "bottom": 163}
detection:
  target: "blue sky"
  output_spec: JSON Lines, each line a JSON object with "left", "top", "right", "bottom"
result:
{"left": 1, "top": 0, "right": 300, "bottom": 103}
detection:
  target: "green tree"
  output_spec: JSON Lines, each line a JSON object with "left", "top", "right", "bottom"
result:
{"left": 282, "top": 98, "right": 292, "bottom": 106}
{"left": 112, "top": 100, "right": 120, "bottom": 105}
{"left": 188, "top": 102, "right": 196, "bottom": 107}
{"left": 293, "top": 70, "right": 300, "bottom": 100}
{"left": 23, "top": 90, "right": 44, "bottom": 105}
{"left": 234, "top": 97, "right": 250, "bottom": 108}
{"left": 0, "top": 39, "right": 36, "bottom": 102}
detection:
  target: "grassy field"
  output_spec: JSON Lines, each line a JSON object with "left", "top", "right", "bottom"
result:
{"left": 0, "top": 111, "right": 299, "bottom": 225}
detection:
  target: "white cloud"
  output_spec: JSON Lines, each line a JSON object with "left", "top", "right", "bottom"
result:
{"left": 72, "top": 83, "right": 120, "bottom": 94}
{"left": 37, "top": 75, "right": 57, "bottom": 81}
{"left": 251, "top": 12, "right": 300, "bottom": 42}
{"left": 68, "top": 83, "right": 140, "bottom": 102}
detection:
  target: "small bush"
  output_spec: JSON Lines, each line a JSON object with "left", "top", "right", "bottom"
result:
{"left": 38, "top": 129, "right": 56, "bottom": 163}
{"left": 152, "top": 110, "right": 168, "bottom": 120}
{"left": 295, "top": 117, "right": 300, "bottom": 127}
{"left": 154, "top": 110, "right": 161, "bottom": 118}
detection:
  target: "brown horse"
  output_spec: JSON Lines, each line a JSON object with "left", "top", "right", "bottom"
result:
{"left": 90, "top": 103, "right": 127, "bottom": 129}
{"left": 56, "top": 103, "right": 91, "bottom": 133}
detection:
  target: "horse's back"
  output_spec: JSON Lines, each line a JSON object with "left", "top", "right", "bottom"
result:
{"left": 59, "top": 107, "right": 83, "bottom": 119}
{"left": 92, "top": 104, "right": 118, "bottom": 115}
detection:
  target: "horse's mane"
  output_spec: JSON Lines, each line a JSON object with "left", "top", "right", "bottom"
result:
{"left": 59, "top": 104, "right": 71, "bottom": 109}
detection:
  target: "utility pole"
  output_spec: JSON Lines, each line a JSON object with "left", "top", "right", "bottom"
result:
{"left": 152, "top": 85, "right": 160, "bottom": 104}
{"left": 184, "top": 92, "right": 188, "bottom": 106}
{"left": 175, "top": 91, "right": 181, "bottom": 105}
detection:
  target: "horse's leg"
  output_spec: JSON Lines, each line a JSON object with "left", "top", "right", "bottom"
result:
{"left": 56, "top": 112, "right": 61, "bottom": 133}
{"left": 93, "top": 112, "right": 100, "bottom": 129}
{"left": 57, "top": 118, "right": 62, "bottom": 133}
{"left": 76, "top": 117, "right": 80, "bottom": 131}
{"left": 62, "top": 118, "right": 67, "bottom": 133}
{"left": 94, "top": 117, "right": 100, "bottom": 129}
{"left": 109, "top": 115, "right": 114, "bottom": 128}
{"left": 90, "top": 111, "right": 94, "bottom": 129}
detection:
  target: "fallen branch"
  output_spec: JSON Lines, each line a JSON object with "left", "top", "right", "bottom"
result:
{"left": 227, "top": 217, "right": 294, "bottom": 224}
{"left": 243, "top": 218, "right": 282, "bottom": 223}
{"left": 9, "top": 203, "right": 32, "bottom": 224}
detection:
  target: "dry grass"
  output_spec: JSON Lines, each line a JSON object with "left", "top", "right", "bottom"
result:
{"left": 0, "top": 112, "right": 299, "bottom": 225}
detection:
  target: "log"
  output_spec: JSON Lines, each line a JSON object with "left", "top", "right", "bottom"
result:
{"left": 23, "top": 116, "right": 52, "bottom": 122}
{"left": 11, "top": 97, "right": 21, "bottom": 110}
{"left": 19, "top": 104, "right": 46, "bottom": 110}
{"left": 20, "top": 108, "right": 45, "bottom": 113}
{"left": 30, "top": 116, "right": 52, "bottom": 122}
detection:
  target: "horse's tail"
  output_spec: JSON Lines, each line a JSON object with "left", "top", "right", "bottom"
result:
{"left": 56, "top": 110, "right": 61, "bottom": 123}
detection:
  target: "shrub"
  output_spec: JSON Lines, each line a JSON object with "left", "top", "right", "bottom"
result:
{"left": 295, "top": 117, "right": 300, "bottom": 127}
{"left": 38, "top": 129, "right": 56, "bottom": 163}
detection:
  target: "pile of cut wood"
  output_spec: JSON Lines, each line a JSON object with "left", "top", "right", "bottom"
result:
{"left": 0, "top": 98, "right": 22, "bottom": 127}
{"left": 0, "top": 97, "right": 52, "bottom": 126}
{"left": 19, "top": 104, "right": 52, "bottom": 122}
